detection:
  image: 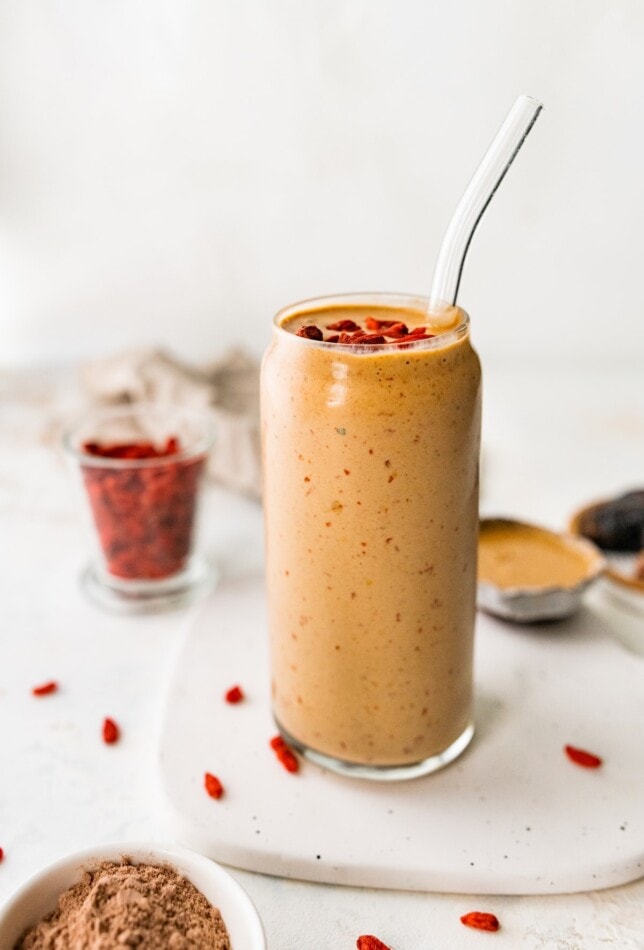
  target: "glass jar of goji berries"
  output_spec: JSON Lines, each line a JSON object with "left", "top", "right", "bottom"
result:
{"left": 64, "top": 404, "right": 216, "bottom": 612}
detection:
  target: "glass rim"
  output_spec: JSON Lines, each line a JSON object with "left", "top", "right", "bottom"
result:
{"left": 273, "top": 291, "right": 470, "bottom": 353}
{"left": 62, "top": 402, "right": 216, "bottom": 469}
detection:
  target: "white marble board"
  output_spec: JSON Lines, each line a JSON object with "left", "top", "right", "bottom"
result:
{"left": 158, "top": 574, "right": 644, "bottom": 896}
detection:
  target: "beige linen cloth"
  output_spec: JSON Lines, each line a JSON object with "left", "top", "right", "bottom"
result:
{"left": 80, "top": 348, "right": 262, "bottom": 499}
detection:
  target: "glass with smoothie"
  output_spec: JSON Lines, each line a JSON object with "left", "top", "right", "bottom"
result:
{"left": 261, "top": 293, "right": 481, "bottom": 779}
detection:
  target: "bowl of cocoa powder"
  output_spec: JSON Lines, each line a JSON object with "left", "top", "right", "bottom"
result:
{"left": 0, "top": 843, "right": 266, "bottom": 949}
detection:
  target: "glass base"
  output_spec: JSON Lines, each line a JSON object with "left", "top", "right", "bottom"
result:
{"left": 80, "top": 555, "right": 217, "bottom": 615}
{"left": 276, "top": 720, "right": 475, "bottom": 782}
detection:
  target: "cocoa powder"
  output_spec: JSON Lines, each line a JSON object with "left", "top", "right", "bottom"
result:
{"left": 14, "top": 860, "right": 231, "bottom": 949}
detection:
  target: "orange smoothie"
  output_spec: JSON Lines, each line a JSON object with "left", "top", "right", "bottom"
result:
{"left": 261, "top": 293, "right": 482, "bottom": 778}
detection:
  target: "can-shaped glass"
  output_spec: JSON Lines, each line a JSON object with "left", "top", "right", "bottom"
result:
{"left": 261, "top": 293, "right": 482, "bottom": 780}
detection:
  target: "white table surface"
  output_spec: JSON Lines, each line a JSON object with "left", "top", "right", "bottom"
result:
{"left": 1, "top": 363, "right": 643, "bottom": 949}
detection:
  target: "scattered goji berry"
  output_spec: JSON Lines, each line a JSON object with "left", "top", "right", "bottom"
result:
{"left": 0, "top": 847, "right": 4, "bottom": 862}
{"left": 225, "top": 685, "right": 244, "bottom": 704}
{"left": 460, "top": 911, "right": 500, "bottom": 932}
{"left": 32, "top": 681, "right": 58, "bottom": 697}
{"left": 270, "top": 735, "right": 299, "bottom": 773}
{"left": 564, "top": 745, "right": 602, "bottom": 768}
{"left": 102, "top": 718, "right": 120, "bottom": 744}
{"left": 356, "top": 937, "right": 391, "bottom": 950}
{"left": 204, "top": 772, "right": 224, "bottom": 799}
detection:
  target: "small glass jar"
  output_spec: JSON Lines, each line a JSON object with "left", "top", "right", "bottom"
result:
{"left": 63, "top": 404, "right": 216, "bottom": 613}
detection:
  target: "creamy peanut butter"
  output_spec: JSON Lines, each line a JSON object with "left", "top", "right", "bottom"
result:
{"left": 478, "top": 520, "right": 593, "bottom": 590}
{"left": 261, "top": 295, "right": 481, "bottom": 770}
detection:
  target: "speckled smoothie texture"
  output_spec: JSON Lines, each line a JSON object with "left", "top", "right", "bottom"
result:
{"left": 261, "top": 298, "right": 481, "bottom": 767}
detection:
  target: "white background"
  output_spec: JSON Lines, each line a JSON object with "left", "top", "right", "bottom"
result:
{"left": 1, "top": 0, "right": 643, "bottom": 369}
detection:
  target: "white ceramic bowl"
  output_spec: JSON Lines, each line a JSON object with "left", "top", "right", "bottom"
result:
{"left": 0, "top": 842, "right": 266, "bottom": 950}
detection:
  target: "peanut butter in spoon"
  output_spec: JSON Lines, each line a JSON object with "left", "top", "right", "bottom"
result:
{"left": 478, "top": 520, "right": 596, "bottom": 590}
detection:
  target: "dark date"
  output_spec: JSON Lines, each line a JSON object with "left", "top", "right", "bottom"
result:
{"left": 577, "top": 490, "right": 644, "bottom": 552}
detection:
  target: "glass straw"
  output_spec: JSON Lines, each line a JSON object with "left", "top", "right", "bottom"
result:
{"left": 429, "top": 95, "right": 543, "bottom": 312}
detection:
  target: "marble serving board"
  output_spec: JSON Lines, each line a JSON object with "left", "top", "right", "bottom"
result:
{"left": 158, "top": 574, "right": 644, "bottom": 896}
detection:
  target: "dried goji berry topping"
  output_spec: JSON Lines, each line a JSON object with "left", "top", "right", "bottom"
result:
{"left": 564, "top": 745, "right": 602, "bottom": 768}
{"left": 102, "top": 717, "right": 120, "bottom": 745}
{"left": 204, "top": 772, "right": 224, "bottom": 799}
{"left": 294, "top": 316, "right": 438, "bottom": 346}
{"left": 269, "top": 735, "right": 300, "bottom": 773}
{"left": 351, "top": 333, "right": 387, "bottom": 345}
{"left": 327, "top": 318, "right": 361, "bottom": 332}
{"left": 0, "top": 847, "right": 4, "bottom": 862}
{"left": 32, "top": 681, "right": 58, "bottom": 697}
{"left": 296, "top": 325, "right": 324, "bottom": 341}
{"left": 356, "top": 936, "right": 392, "bottom": 950}
{"left": 460, "top": 911, "right": 500, "bottom": 932}
{"left": 394, "top": 332, "right": 435, "bottom": 347}
{"left": 225, "top": 685, "right": 244, "bottom": 704}
{"left": 364, "top": 316, "right": 398, "bottom": 331}
{"left": 382, "top": 322, "right": 409, "bottom": 338}
{"left": 337, "top": 331, "right": 356, "bottom": 344}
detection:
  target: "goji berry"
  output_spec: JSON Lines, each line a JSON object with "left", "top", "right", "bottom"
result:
{"left": 270, "top": 735, "right": 299, "bottom": 773}
{"left": 365, "top": 316, "right": 398, "bottom": 330}
{"left": 102, "top": 718, "right": 120, "bottom": 744}
{"left": 327, "top": 319, "right": 360, "bottom": 332}
{"left": 296, "top": 325, "right": 323, "bottom": 341}
{"left": 564, "top": 745, "right": 602, "bottom": 768}
{"left": 32, "top": 681, "right": 58, "bottom": 697}
{"left": 382, "top": 322, "right": 409, "bottom": 338}
{"left": 295, "top": 317, "right": 436, "bottom": 348}
{"left": 356, "top": 937, "right": 391, "bottom": 950}
{"left": 404, "top": 329, "right": 434, "bottom": 340}
{"left": 460, "top": 911, "right": 500, "bottom": 932}
{"left": 352, "top": 334, "right": 386, "bottom": 345}
{"left": 0, "top": 847, "right": 4, "bottom": 862}
{"left": 337, "top": 331, "right": 357, "bottom": 344}
{"left": 394, "top": 332, "right": 435, "bottom": 347}
{"left": 204, "top": 772, "right": 224, "bottom": 799}
{"left": 82, "top": 438, "right": 179, "bottom": 460}
{"left": 225, "top": 685, "right": 244, "bottom": 704}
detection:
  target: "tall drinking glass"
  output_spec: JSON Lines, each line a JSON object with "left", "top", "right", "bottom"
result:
{"left": 261, "top": 293, "right": 481, "bottom": 780}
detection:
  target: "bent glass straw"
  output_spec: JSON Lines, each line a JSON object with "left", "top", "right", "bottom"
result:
{"left": 429, "top": 95, "right": 543, "bottom": 310}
